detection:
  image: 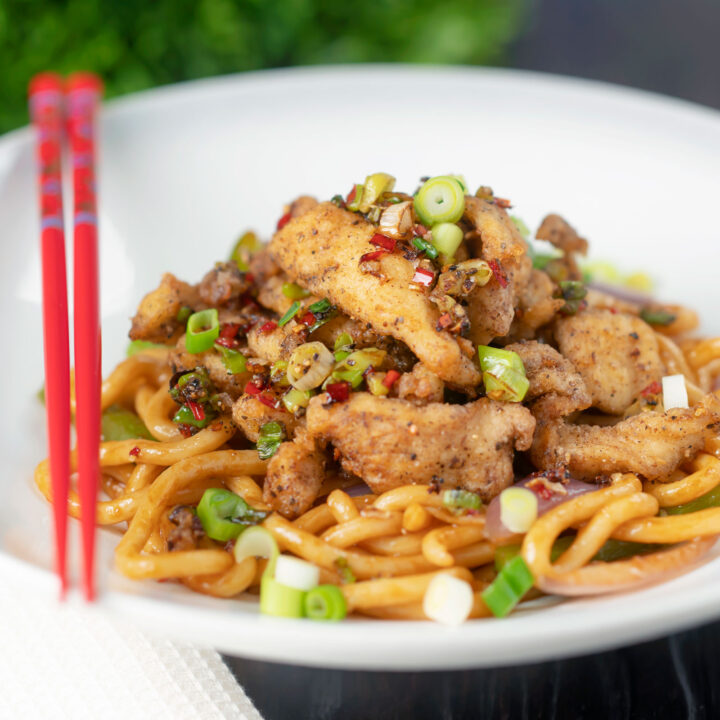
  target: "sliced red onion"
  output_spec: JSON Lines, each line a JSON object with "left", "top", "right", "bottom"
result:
{"left": 485, "top": 475, "right": 597, "bottom": 544}
{"left": 344, "top": 482, "right": 373, "bottom": 497}
{"left": 587, "top": 281, "right": 652, "bottom": 306}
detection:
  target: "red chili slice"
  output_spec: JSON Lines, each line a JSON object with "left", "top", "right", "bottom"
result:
{"left": 187, "top": 400, "right": 205, "bottom": 422}
{"left": 346, "top": 186, "right": 357, "bottom": 204}
{"left": 412, "top": 267, "right": 435, "bottom": 287}
{"left": 129, "top": 446, "right": 141, "bottom": 457}
{"left": 641, "top": 380, "right": 662, "bottom": 397}
{"left": 276, "top": 211, "right": 291, "bottom": 230}
{"left": 259, "top": 320, "right": 278, "bottom": 335}
{"left": 258, "top": 392, "right": 281, "bottom": 409}
{"left": 220, "top": 322, "right": 240, "bottom": 339}
{"left": 325, "top": 381, "right": 350, "bottom": 404}
{"left": 360, "top": 250, "right": 386, "bottom": 263}
{"left": 244, "top": 380, "right": 264, "bottom": 396}
{"left": 382, "top": 369, "right": 400, "bottom": 388}
{"left": 370, "top": 234, "right": 396, "bottom": 252}
{"left": 299, "top": 311, "right": 316, "bottom": 326}
{"left": 215, "top": 336, "right": 239, "bottom": 349}
{"left": 488, "top": 259, "right": 508, "bottom": 289}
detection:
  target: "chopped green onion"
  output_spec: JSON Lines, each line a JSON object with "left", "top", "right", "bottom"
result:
{"left": 234, "top": 525, "right": 279, "bottom": 574}
{"left": 423, "top": 573, "right": 474, "bottom": 625}
{"left": 334, "top": 557, "right": 356, "bottom": 584}
{"left": 333, "top": 332, "right": 354, "bottom": 361}
{"left": 196, "top": 488, "right": 268, "bottom": 542}
{"left": 230, "top": 230, "right": 261, "bottom": 271}
{"left": 531, "top": 253, "right": 558, "bottom": 271}
{"left": 275, "top": 555, "right": 320, "bottom": 591}
{"left": 558, "top": 280, "right": 587, "bottom": 301}
{"left": 358, "top": 172, "right": 396, "bottom": 213}
{"left": 176, "top": 305, "right": 192, "bottom": 324}
{"left": 430, "top": 222, "right": 463, "bottom": 261}
{"left": 308, "top": 298, "right": 332, "bottom": 314}
{"left": 282, "top": 282, "right": 310, "bottom": 300}
{"left": 412, "top": 236, "right": 439, "bottom": 259}
{"left": 304, "top": 584, "right": 347, "bottom": 621}
{"left": 287, "top": 341, "right": 335, "bottom": 391}
{"left": 640, "top": 308, "right": 677, "bottom": 326}
{"left": 332, "top": 348, "right": 386, "bottom": 388}
{"left": 448, "top": 174, "right": 468, "bottom": 192}
{"left": 101, "top": 405, "right": 154, "bottom": 441}
{"left": 510, "top": 216, "right": 530, "bottom": 238}
{"left": 126, "top": 340, "right": 171, "bottom": 357}
{"left": 414, "top": 176, "right": 465, "bottom": 226}
{"left": 664, "top": 484, "right": 720, "bottom": 515}
{"left": 477, "top": 346, "right": 529, "bottom": 403}
{"left": 346, "top": 183, "right": 364, "bottom": 212}
{"left": 481, "top": 555, "right": 534, "bottom": 618}
{"left": 442, "top": 488, "right": 482, "bottom": 512}
{"left": 282, "top": 387, "right": 313, "bottom": 413}
{"left": 499, "top": 487, "right": 538, "bottom": 533}
{"left": 185, "top": 309, "right": 220, "bottom": 354}
{"left": 278, "top": 301, "right": 302, "bottom": 327}
{"left": 172, "top": 404, "right": 214, "bottom": 429}
{"left": 257, "top": 421, "right": 286, "bottom": 460}
{"left": 216, "top": 345, "right": 247, "bottom": 375}
{"left": 270, "top": 360, "right": 290, "bottom": 386}
{"left": 260, "top": 575, "right": 306, "bottom": 618}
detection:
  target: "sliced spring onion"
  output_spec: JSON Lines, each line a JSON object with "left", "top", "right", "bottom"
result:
{"left": 333, "top": 332, "right": 354, "bottom": 362}
{"left": 442, "top": 488, "right": 482, "bottom": 512}
{"left": 430, "top": 222, "right": 463, "bottom": 260}
{"left": 358, "top": 172, "right": 396, "bottom": 213}
{"left": 414, "top": 176, "right": 465, "bottom": 226}
{"left": 270, "top": 360, "right": 290, "bottom": 386}
{"left": 287, "top": 341, "right": 335, "bottom": 391}
{"left": 176, "top": 305, "right": 192, "bottom": 324}
{"left": 346, "top": 183, "right": 364, "bottom": 212}
{"left": 477, "top": 346, "right": 529, "bottom": 403}
{"left": 641, "top": 308, "right": 677, "bottom": 326}
{"left": 216, "top": 345, "right": 247, "bottom": 375}
{"left": 185, "top": 309, "right": 220, "bottom": 354}
{"left": 332, "top": 348, "right": 386, "bottom": 388}
{"left": 196, "top": 488, "right": 268, "bottom": 542}
{"left": 304, "top": 585, "right": 348, "bottom": 621}
{"left": 274, "top": 555, "right": 320, "bottom": 591}
{"left": 257, "top": 421, "right": 286, "bottom": 460}
{"left": 126, "top": 339, "right": 170, "bottom": 357}
{"left": 366, "top": 372, "right": 389, "bottom": 396}
{"left": 282, "top": 387, "right": 313, "bottom": 413}
{"left": 308, "top": 298, "right": 332, "bottom": 314}
{"left": 101, "top": 405, "right": 154, "bottom": 441}
{"left": 278, "top": 301, "right": 301, "bottom": 327}
{"left": 230, "top": 230, "right": 262, "bottom": 272}
{"left": 412, "top": 236, "right": 439, "bottom": 259}
{"left": 282, "top": 282, "right": 310, "bottom": 300}
{"left": 172, "top": 403, "right": 214, "bottom": 429}
{"left": 662, "top": 374, "right": 688, "bottom": 410}
{"left": 499, "top": 487, "right": 538, "bottom": 534}
{"left": 481, "top": 555, "right": 534, "bottom": 618}
{"left": 423, "top": 574, "right": 474, "bottom": 626}
{"left": 234, "top": 525, "right": 279, "bottom": 572}
{"left": 260, "top": 575, "right": 306, "bottom": 618}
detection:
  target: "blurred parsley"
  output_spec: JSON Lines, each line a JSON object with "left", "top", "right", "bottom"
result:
{"left": 0, "top": 0, "right": 527, "bottom": 133}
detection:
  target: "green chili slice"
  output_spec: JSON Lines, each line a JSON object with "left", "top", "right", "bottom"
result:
{"left": 185, "top": 309, "right": 220, "bottom": 353}
{"left": 257, "top": 421, "right": 286, "bottom": 460}
{"left": 304, "top": 585, "right": 348, "bottom": 621}
{"left": 101, "top": 405, "right": 154, "bottom": 441}
{"left": 196, "top": 488, "right": 268, "bottom": 542}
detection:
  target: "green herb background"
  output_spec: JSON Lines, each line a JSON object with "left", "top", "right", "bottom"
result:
{"left": 1, "top": 0, "right": 527, "bottom": 133}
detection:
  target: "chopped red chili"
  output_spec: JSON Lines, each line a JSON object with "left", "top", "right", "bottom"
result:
{"left": 530, "top": 483, "right": 553, "bottom": 501}
{"left": 129, "top": 446, "right": 141, "bottom": 457}
{"left": 641, "top": 380, "right": 662, "bottom": 397}
{"left": 258, "top": 392, "right": 281, "bottom": 410}
{"left": 382, "top": 369, "right": 401, "bottom": 388}
{"left": 220, "top": 322, "right": 240, "bottom": 339}
{"left": 495, "top": 197, "right": 512, "bottom": 209}
{"left": 370, "top": 233, "right": 396, "bottom": 252}
{"left": 436, "top": 313, "right": 453, "bottom": 330}
{"left": 177, "top": 424, "right": 194, "bottom": 438}
{"left": 412, "top": 267, "right": 435, "bottom": 287}
{"left": 244, "top": 380, "right": 264, "bottom": 396}
{"left": 360, "top": 249, "right": 386, "bottom": 263}
{"left": 276, "top": 211, "right": 291, "bottom": 230}
{"left": 245, "top": 273, "right": 255, "bottom": 285}
{"left": 488, "top": 259, "right": 508, "bottom": 289}
{"left": 346, "top": 186, "right": 357, "bottom": 204}
{"left": 325, "top": 381, "right": 351, "bottom": 404}
{"left": 215, "top": 336, "right": 239, "bottom": 349}
{"left": 187, "top": 400, "right": 205, "bottom": 422}
{"left": 259, "top": 320, "right": 278, "bottom": 335}
{"left": 299, "top": 311, "right": 316, "bottom": 326}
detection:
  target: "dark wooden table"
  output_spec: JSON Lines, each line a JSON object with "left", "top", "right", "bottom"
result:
{"left": 223, "top": 619, "right": 720, "bottom": 719}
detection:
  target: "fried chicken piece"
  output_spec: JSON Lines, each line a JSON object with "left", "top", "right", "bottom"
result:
{"left": 170, "top": 339, "right": 249, "bottom": 399}
{"left": 129, "top": 273, "right": 199, "bottom": 343}
{"left": 536, "top": 214, "right": 588, "bottom": 280}
{"left": 231, "top": 393, "right": 298, "bottom": 443}
{"left": 555, "top": 309, "right": 663, "bottom": 415}
{"left": 462, "top": 196, "right": 532, "bottom": 345}
{"left": 248, "top": 247, "right": 282, "bottom": 287}
{"left": 305, "top": 393, "right": 535, "bottom": 501}
{"left": 506, "top": 340, "right": 591, "bottom": 419}
{"left": 263, "top": 429, "right": 326, "bottom": 518}
{"left": 246, "top": 320, "right": 305, "bottom": 363}
{"left": 507, "top": 269, "right": 564, "bottom": 342}
{"left": 531, "top": 395, "right": 720, "bottom": 481}
{"left": 268, "top": 201, "right": 480, "bottom": 388}
{"left": 198, "top": 261, "right": 251, "bottom": 307}
{"left": 397, "top": 363, "right": 445, "bottom": 405}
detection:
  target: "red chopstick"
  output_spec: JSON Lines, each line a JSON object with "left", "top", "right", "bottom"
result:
{"left": 67, "top": 72, "right": 103, "bottom": 601}
{"left": 28, "top": 73, "right": 71, "bottom": 598}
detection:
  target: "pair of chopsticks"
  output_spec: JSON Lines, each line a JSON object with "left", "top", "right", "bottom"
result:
{"left": 29, "top": 72, "right": 103, "bottom": 601}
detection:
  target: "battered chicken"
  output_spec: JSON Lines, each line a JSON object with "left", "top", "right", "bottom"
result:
{"left": 507, "top": 269, "right": 564, "bottom": 342}
{"left": 555, "top": 309, "right": 662, "bottom": 415}
{"left": 536, "top": 213, "right": 588, "bottom": 280}
{"left": 269, "top": 201, "right": 480, "bottom": 388}
{"left": 198, "top": 262, "right": 251, "bottom": 307}
{"left": 396, "top": 362, "right": 445, "bottom": 405}
{"left": 305, "top": 392, "right": 535, "bottom": 501}
{"left": 506, "top": 340, "right": 591, "bottom": 419}
{"left": 531, "top": 394, "right": 720, "bottom": 481}
{"left": 263, "top": 429, "right": 326, "bottom": 518}
{"left": 232, "top": 394, "right": 298, "bottom": 442}
{"left": 129, "top": 273, "right": 199, "bottom": 342}
{"left": 170, "top": 338, "right": 249, "bottom": 398}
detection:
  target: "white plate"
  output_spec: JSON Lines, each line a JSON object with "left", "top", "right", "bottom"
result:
{"left": 3, "top": 66, "right": 720, "bottom": 671}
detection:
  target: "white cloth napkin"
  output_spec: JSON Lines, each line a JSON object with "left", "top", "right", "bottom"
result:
{"left": 0, "top": 577, "right": 264, "bottom": 720}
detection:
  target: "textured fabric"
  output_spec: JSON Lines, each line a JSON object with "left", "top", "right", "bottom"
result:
{"left": 0, "top": 577, "right": 263, "bottom": 720}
